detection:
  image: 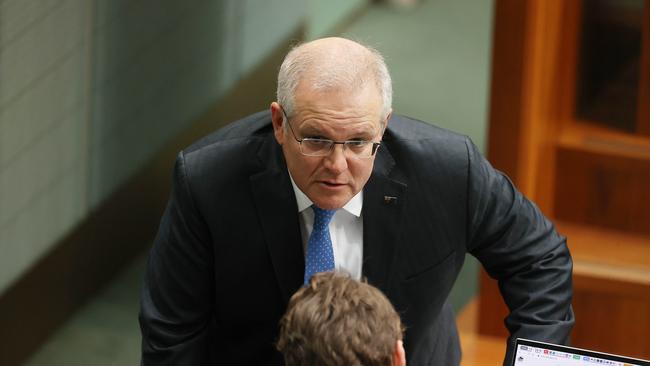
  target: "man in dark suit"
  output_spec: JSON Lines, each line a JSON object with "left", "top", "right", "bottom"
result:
{"left": 139, "top": 37, "right": 574, "bottom": 366}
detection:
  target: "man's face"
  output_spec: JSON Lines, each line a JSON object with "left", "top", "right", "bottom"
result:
{"left": 271, "top": 83, "right": 387, "bottom": 210}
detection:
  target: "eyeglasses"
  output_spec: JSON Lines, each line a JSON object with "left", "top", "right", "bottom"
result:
{"left": 281, "top": 108, "right": 381, "bottom": 159}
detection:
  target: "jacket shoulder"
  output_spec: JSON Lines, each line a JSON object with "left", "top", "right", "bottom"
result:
{"left": 385, "top": 114, "right": 467, "bottom": 143}
{"left": 184, "top": 110, "right": 273, "bottom": 154}
{"left": 384, "top": 114, "right": 471, "bottom": 161}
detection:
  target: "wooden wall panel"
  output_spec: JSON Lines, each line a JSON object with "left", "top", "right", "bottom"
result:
{"left": 572, "top": 269, "right": 650, "bottom": 360}
{"left": 482, "top": 1, "right": 650, "bottom": 359}
{"left": 554, "top": 145, "right": 650, "bottom": 236}
{"left": 481, "top": 0, "right": 573, "bottom": 338}
{"left": 486, "top": 0, "right": 529, "bottom": 184}
{"left": 638, "top": 1, "right": 650, "bottom": 135}
{"left": 477, "top": 270, "right": 509, "bottom": 338}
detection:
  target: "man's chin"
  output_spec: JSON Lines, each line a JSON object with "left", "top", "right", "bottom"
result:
{"left": 310, "top": 195, "right": 351, "bottom": 210}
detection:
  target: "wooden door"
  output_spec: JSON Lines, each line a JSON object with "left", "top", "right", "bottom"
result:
{"left": 479, "top": 0, "right": 650, "bottom": 360}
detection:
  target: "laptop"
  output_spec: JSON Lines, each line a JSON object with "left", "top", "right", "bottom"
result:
{"left": 512, "top": 338, "right": 650, "bottom": 366}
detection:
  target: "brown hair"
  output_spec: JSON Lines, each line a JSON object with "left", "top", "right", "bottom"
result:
{"left": 277, "top": 272, "right": 404, "bottom": 366}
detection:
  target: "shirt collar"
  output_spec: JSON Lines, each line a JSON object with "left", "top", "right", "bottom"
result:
{"left": 289, "top": 173, "right": 363, "bottom": 217}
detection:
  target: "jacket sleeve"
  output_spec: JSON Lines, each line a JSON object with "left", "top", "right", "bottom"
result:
{"left": 139, "top": 152, "right": 214, "bottom": 365}
{"left": 464, "top": 138, "right": 575, "bottom": 366}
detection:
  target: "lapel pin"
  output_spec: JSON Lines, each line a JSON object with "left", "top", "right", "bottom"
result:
{"left": 383, "top": 196, "right": 398, "bottom": 204}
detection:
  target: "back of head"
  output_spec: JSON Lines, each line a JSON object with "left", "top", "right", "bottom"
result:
{"left": 277, "top": 272, "right": 403, "bottom": 366}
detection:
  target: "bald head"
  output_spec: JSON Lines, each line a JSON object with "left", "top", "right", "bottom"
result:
{"left": 277, "top": 37, "right": 392, "bottom": 118}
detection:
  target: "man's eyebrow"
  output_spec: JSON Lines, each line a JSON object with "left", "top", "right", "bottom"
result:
{"left": 298, "top": 119, "right": 379, "bottom": 137}
{"left": 298, "top": 125, "right": 325, "bottom": 136}
{"left": 349, "top": 126, "right": 381, "bottom": 138}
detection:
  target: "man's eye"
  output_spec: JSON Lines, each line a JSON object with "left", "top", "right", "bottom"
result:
{"left": 305, "top": 139, "right": 331, "bottom": 146}
{"left": 346, "top": 140, "right": 368, "bottom": 147}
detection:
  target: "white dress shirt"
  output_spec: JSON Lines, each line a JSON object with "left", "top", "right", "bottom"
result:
{"left": 289, "top": 175, "right": 364, "bottom": 280}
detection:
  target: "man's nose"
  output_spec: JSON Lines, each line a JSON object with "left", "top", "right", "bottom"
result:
{"left": 323, "top": 144, "right": 348, "bottom": 173}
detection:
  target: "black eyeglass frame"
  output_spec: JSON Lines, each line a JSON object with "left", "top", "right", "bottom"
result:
{"left": 281, "top": 108, "right": 382, "bottom": 158}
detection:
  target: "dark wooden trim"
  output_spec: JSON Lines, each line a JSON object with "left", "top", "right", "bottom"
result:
{"left": 480, "top": 0, "right": 530, "bottom": 337}
{"left": 481, "top": 0, "right": 576, "bottom": 337}
{"left": 486, "top": 0, "right": 529, "bottom": 183}
{"left": 638, "top": 0, "right": 650, "bottom": 135}
{"left": 0, "top": 25, "right": 305, "bottom": 366}
{"left": 478, "top": 269, "right": 509, "bottom": 338}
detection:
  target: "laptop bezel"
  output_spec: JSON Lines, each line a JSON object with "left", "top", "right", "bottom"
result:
{"left": 512, "top": 338, "right": 650, "bottom": 366}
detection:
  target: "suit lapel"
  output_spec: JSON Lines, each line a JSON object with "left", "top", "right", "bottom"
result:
{"left": 248, "top": 133, "right": 408, "bottom": 301}
{"left": 249, "top": 137, "right": 304, "bottom": 304}
{"left": 362, "top": 145, "right": 407, "bottom": 292}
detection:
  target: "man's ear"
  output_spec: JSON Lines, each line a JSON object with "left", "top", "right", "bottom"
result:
{"left": 382, "top": 109, "right": 392, "bottom": 136}
{"left": 393, "top": 340, "right": 406, "bottom": 366}
{"left": 270, "top": 102, "right": 285, "bottom": 145}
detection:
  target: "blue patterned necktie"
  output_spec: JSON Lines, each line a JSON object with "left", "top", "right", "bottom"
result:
{"left": 304, "top": 205, "right": 336, "bottom": 285}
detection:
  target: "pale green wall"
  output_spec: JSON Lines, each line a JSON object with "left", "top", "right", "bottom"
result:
{"left": 0, "top": 0, "right": 492, "bottom": 308}
{"left": 0, "top": 0, "right": 92, "bottom": 295}
{"left": 307, "top": 0, "right": 368, "bottom": 39}
{"left": 240, "top": 0, "right": 307, "bottom": 75}
{"left": 343, "top": 0, "right": 494, "bottom": 154}
{"left": 0, "top": 0, "right": 313, "bottom": 295}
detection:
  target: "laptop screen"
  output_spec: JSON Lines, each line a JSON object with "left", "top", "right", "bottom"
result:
{"left": 512, "top": 339, "right": 650, "bottom": 366}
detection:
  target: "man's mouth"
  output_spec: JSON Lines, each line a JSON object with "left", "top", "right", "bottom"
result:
{"left": 319, "top": 180, "right": 345, "bottom": 187}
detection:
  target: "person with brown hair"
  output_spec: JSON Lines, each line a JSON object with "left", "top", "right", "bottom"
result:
{"left": 277, "top": 272, "right": 406, "bottom": 366}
